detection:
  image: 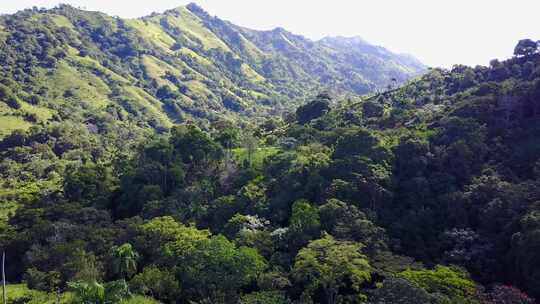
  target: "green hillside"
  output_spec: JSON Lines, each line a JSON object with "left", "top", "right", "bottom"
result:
{"left": 1, "top": 40, "right": 540, "bottom": 303}
{"left": 4, "top": 2, "right": 540, "bottom": 304}
{"left": 0, "top": 3, "right": 425, "bottom": 139}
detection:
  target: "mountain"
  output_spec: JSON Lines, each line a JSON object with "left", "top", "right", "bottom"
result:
{"left": 9, "top": 3, "right": 540, "bottom": 304}
{"left": 279, "top": 47, "right": 540, "bottom": 300}
{"left": 0, "top": 3, "right": 425, "bottom": 138}
{"left": 2, "top": 40, "right": 540, "bottom": 303}
{"left": 1, "top": 2, "right": 540, "bottom": 300}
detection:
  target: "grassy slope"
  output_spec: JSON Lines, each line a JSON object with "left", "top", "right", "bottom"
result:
{"left": 162, "top": 7, "right": 231, "bottom": 52}
{"left": 0, "top": 4, "right": 424, "bottom": 141}
{"left": 5, "top": 284, "right": 159, "bottom": 304}
{"left": 126, "top": 18, "right": 176, "bottom": 52}
{"left": 0, "top": 116, "right": 32, "bottom": 137}
{"left": 5, "top": 284, "right": 75, "bottom": 304}
{"left": 232, "top": 146, "right": 280, "bottom": 169}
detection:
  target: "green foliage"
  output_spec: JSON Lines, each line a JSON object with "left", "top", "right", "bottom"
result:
{"left": 288, "top": 199, "right": 321, "bottom": 250}
{"left": 0, "top": 3, "right": 424, "bottom": 145}
{"left": 215, "top": 126, "right": 240, "bottom": 149}
{"left": 514, "top": 39, "right": 539, "bottom": 57}
{"left": 67, "top": 250, "right": 104, "bottom": 283}
{"left": 399, "top": 266, "right": 478, "bottom": 304}
{"left": 1, "top": 9, "right": 540, "bottom": 302}
{"left": 135, "top": 216, "right": 210, "bottom": 262}
{"left": 232, "top": 146, "right": 279, "bottom": 170}
{"left": 293, "top": 234, "right": 371, "bottom": 304}
{"left": 511, "top": 207, "right": 540, "bottom": 299}
{"left": 4, "top": 284, "right": 74, "bottom": 304}
{"left": 23, "top": 268, "right": 61, "bottom": 292}
{"left": 171, "top": 124, "right": 223, "bottom": 163}
{"left": 69, "top": 280, "right": 130, "bottom": 304}
{"left": 119, "top": 295, "right": 160, "bottom": 304}
{"left": 111, "top": 243, "right": 139, "bottom": 280}
{"left": 130, "top": 266, "right": 180, "bottom": 303}
{"left": 319, "top": 199, "right": 387, "bottom": 254}
{"left": 179, "top": 235, "right": 267, "bottom": 301}
{"left": 333, "top": 128, "right": 390, "bottom": 163}
{"left": 289, "top": 200, "right": 320, "bottom": 234}
{"left": 239, "top": 291, "right": 290, "bottom": 304}
{"left": 368, "top": 277, "right": 435, "bottom": 304}
{"left": 63, "top": 162, "right": 116, "bottom": 204}
{"left": 296, "top": 93, "right": 331, "bottom": 124}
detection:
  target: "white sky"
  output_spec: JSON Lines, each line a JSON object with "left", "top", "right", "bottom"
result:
{"left": 2, "top": 0, "right": 539, "bottom": 68}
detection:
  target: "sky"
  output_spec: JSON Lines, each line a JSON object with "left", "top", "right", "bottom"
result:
{"left": 2, "top": 0, "right": 539, "bottom": 68}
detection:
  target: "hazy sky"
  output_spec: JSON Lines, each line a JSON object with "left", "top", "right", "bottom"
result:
{"left": 2, "top": 0, "right": 539, "bottom": 68}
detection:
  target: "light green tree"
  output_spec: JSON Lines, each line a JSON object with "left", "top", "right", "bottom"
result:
{"left": 399, "top": 265, "right": 479, "bottom": 304}
{"left": 292, "top": 234, "right": 371, "bottom": 304}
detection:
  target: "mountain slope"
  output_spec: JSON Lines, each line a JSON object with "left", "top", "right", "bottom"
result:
{"left": 277, "top": 47, "right": 540, "bottom": 299}
{"left": 2, "top": 40, "right": 540, "bottom": 303}
{"left": 0, "top": 3, "right": 425, "bottom": 138}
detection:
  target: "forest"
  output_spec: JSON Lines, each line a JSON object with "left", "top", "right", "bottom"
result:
{"left": 1, "top": 4, "right": 540, "bottom": 304}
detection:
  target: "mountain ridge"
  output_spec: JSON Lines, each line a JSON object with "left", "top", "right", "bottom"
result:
{"left": 2, "top": 37, "right": 540, "bottom": 303}
{"left": 2, "top": 3, "right": 540, "bottom": 303}
{"left": 0, "top": 3, "right": 425, "bottom": 138}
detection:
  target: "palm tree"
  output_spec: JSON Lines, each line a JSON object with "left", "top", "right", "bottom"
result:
{"left": 111, "top": 243, "right": 139, "bottom": 282}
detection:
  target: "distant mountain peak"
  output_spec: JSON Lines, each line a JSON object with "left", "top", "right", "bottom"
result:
{"left": 160, "top": 3, "right": 209, "bottom": 18}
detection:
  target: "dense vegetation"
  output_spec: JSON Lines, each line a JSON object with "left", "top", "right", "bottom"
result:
{"left": 1, "top": 3, "right": 540, "bottom": 303}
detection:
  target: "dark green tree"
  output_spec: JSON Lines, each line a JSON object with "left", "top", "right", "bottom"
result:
{"left": 296, "top": 93, "right": 331, "bottom": 124}
{"left": 514, "top": 39, "right": 538, "bottom": 57}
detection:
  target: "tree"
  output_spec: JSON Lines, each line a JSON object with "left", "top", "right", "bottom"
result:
{"left": 64, "top": 163, "right": 115, "bottom": 204}
{"left": 69, "top": 280, "right": 106, "bottom": 304}
{"left": 2, "top": 251, "right": 4, "bottom": 304}
{"left": 136, "top": 217, "right": 264, "bottom": 302}
{"left": 5, "top": 96, "right": 21, "bottom": 109}
{"left": 368, "top": 277, "right": 434, "bottom": 304}
{"left": 243, "top": 133, "right": 258, "bottom": 166}
{"left": 135, "top": 216, "right": 210, "bottom": 264}
{"left": 514, "top": 39, "right": 538, "bottom": 57}
{"left": 296, "top": 93, "right": 331, "bottom": 124}
{"left": 290, "top": 200, "right": 320, "bottom": 234}
{"left": 215, "top": 127, "right": 240, "bottom": 151}
{"left": 111, "top": 243, "right": 139, "bottom": 282}
{"left": 362, "top": 100, "right": 384, "bottom": 118}
{"left": 399, "top": 265, "right": 479, "bottom": 304}
{"left": 483, "top": 285, "right": 535, "bottom": 304}
{"left": 240, "top": 291, "right": 290, "bottom": 304}
{"left": 288, "top": 199, "right": 321, "bottom": 251}
{"left": 292, "top": 234, "right": 371, "bottom": 304}
{"left": 69, "top": 280, "right": 130, "bottom": 304}
{"left": 180, "top": 235, "right": 267, "bottom": 302}
{"left": 156, "top": 85, "right": 179, "bottom": 100}
{"left": 66, "top": 250, "right": 104, "bottom": 283}
{"left": 333, "top": 128, "right": 390, "bottom": 163}
{"left": 510, "top": 208, "right": 540, "bottom": 299}
{"left": 170, "top": 125, "right": 223, "bottom": 164}
{"left": 23, "top": 268, "right": 61, "bottom": 293}
{"left": 319, "top": 199, "right": 387, "bottom": 254}
{"left": 130, "top": 266, "right": 180, "bottom": 303}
